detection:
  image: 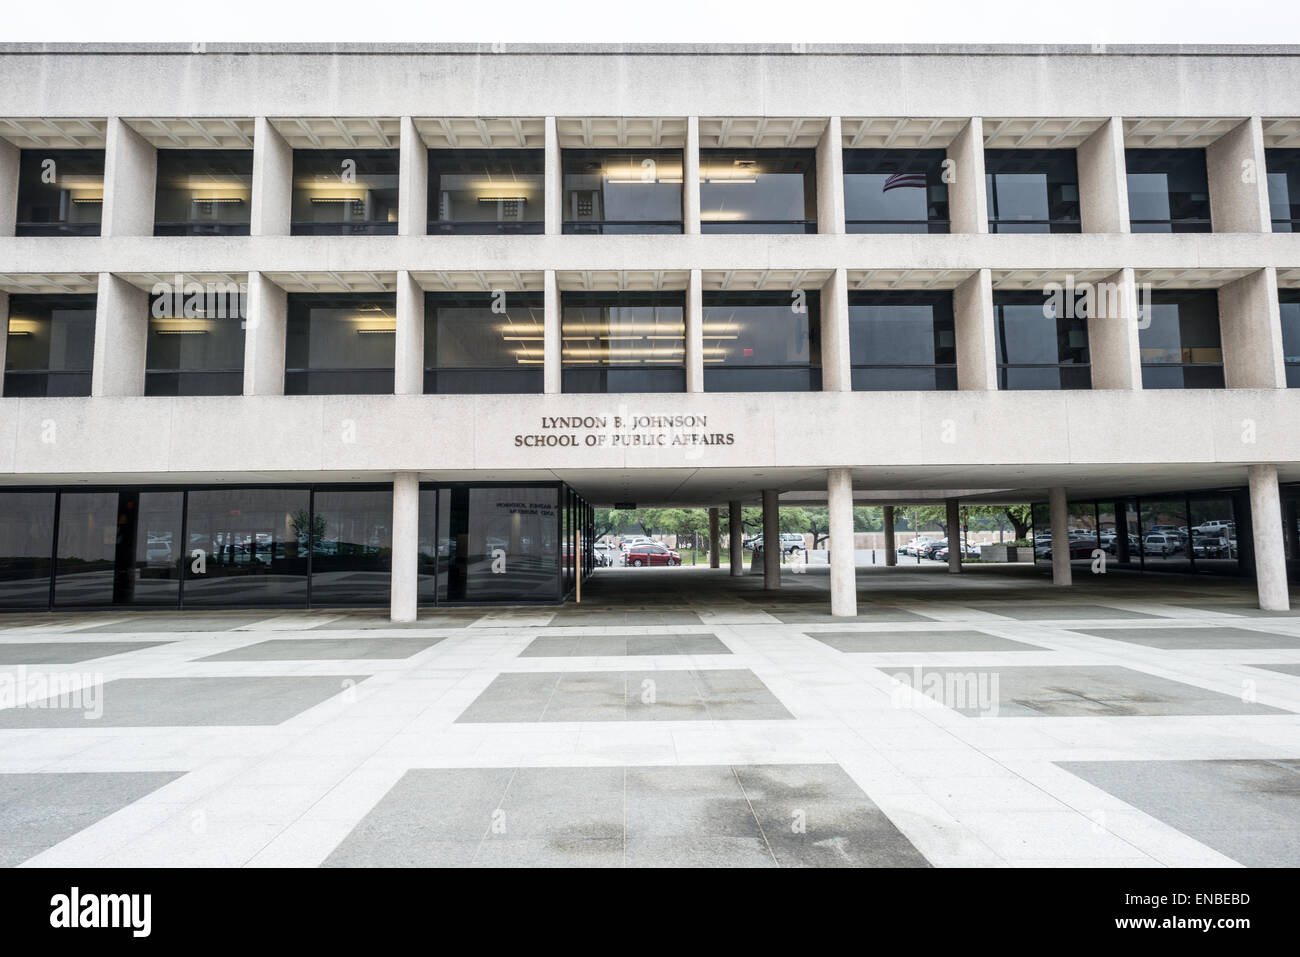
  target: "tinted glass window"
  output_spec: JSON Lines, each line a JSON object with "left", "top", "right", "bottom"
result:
{"left": 182, "top": 488, "right": 311, "bottom": 606}
{"left": 843, "top": 149, "right": 950, "bottom": 233}
{"left": 699, "top": 149, "right": 816, "bottom": 233}
{"left": 1281, "top": 290, "right": 1300, "bottom": 387}
{"left": 0, "top": 491, "right": 55, "bottom": 608}
{"left": 561, "top": 292, "right": 685, "bottom": 393}
{"left": 1125, "top": 149, "right": 1212, "bottom": 232}
{"left": 291, "top": 150, "right": 399, "bottom": 235}
{"left": 994, "top": 291, "right": 1091, "bottom": 390}
{"left": 53, "top": 492, "right": 118, "bottom": 607}
{"left": 15, "top": 149, "right": 104, "bottom": 236}
{"left": 562, "top": 150, "right": 683, "bottom": 233}
{"left": 1139, "top": 290, "right": 1224, "bottom": 388}
{"left": 428, "top": 149, "right": 544, "bottom": 234}
{"left": 984, "top": 149, "right": 1080, "bottom": 233}
{"left": 154, "top": 150, "right": 253, "bottom": 236}
{"left": 848, "top": 291, "right": 957, "bottom": 390}
{"left": 310, "top": 488, "right": 392, "bottom": 605}
{"left": 146, "top": 288, "right": 245, "bottom": 396}
{"left": 702, "top": 291, "right": 820, "bottom": 392}
{"left": 4, "top": 294, "right": 96, "bottom": 397}
{"left": 1267, "top": 149, "right": 1300, "bottom": 232}
{"left": 424, "top": 291, "right": 544, "bottom": 394}
{"left": 285, "top": 293, "right": 396, "bottom": 395}
{"left": 440, "top": 486, "right": 560, "bottom": 603}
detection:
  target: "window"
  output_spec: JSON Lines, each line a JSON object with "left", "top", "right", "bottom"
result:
{"left": 0, "top": 491, "right": 56, "bottom": 608}
{"left": 15, "top": 149, "right": 104, "bottom": 236}
{"left": 848, "top": 292, "right": 957, "bottom": 390}
{"left": 1280, "top": 290, "right": 1300, "bottom": 388}
{"left": 310, "top": 487, "right": 393, "bottom": 606}
{"left": 291, "top": 150, "right": 398, "bottom": 235}
{"left": 182, "top": 488, "right": 312, "bottom": 606}
{"left": 562, "top": 150, "right": 683, "bottom": 234}
{"left": 145, "top": 288, "right": 245, "bottom": 396}
{"left": 4, "top": 294, "right": 96, "bottom": 397}
{"left": 702, "top": 292, "right": 820, "bottom": 391}
{"left": 424, "top": 291, "right": 543, "bottom": 394}
{"left": 285, "top": 293, "right": 396, "bottom": 395}
{"left": 427, "top": 149, "right": 544, "bottom": 234}
{"left": 843, "top": 149, "right": 949, "bottom": 233}
{"left": 1126, "top": 149, "right": 1212, "bottom": 232}
{"left": 699, "top": 149, "right": 816, "bottom": 233}
{"left": 1139, "top": 290, "right": 1224, "bottom": 388}
{"left": 1267, "top": 149, "right": 1300, "bottom": 232}
{"left": 994, "top": 291, "right": 1091, "bottom": 390}
{"left": 153, "top": 150, "right": 253, "bottom": 236}
{"left": 435, "top": 485, "right": 561, "bottom": 603}
{"left": 561, "top": 292, "right": 685, "bottom": 392}
{"left": 984, "top": 149, "right": 1081, "bottom": 233}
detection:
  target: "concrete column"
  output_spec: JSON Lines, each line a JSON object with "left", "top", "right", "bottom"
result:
{"left": 1219, "top": 267, "right": 1287, "bottom": 389}
{"left": 1249, "top": 464, "right": 1291, "bottom": 611}
{"left": 1077, "top": 116, "right": 1130, "bottom": 234}
{"left": 946, "top": 498, "right": 962, "bottom": 574}
{"left": 686, "top": 268, "right": 704, "bottom": 392}
{"left": 820, "top": 268, "right": 851, "bottom": 392}
{"left": 544, "top": 270, "right": 560, "bottom": 394}
{"left": 728, "top": 501, "right": 745, "bottom": 578}
{"left": 946, "top": 117, "right": 987, "bottom": 235}
{"left": 684, "top": 116, "right": 701, "bottom": 235}
{"left": 1049, "top": 487, "right": 1072, "bottom": 586}
{"left": 954, "top": 269, "right": 997, "bottom": 390}
{"left": 883, "top": 505, "right": 897, "bottom": 566}
{"left": 398, "top": 116, "right": 428, "bottom": 238}
{"left": 395, "top": 270, "right": 424, "bottom": 395}
{"left": 390, "top": 471, "right": 420, "bottom": 622}
{"left": 251, "top": 116, "right": 292, "bottom": 237}
{"left": 544, "top": 116, "right": 561, "bottom": 236}
{"left": 815, "top": 115, "right": 845, "bottom": 235}
{"left": 1207, "top": 117, "right": 1269, "bottom": 234}
{"left": 91, "top": 273, "right": 147, "bottom": 397}
{"left": 101, "top": 118, "right": 156, "bottom": 237}
{"left": 1089, "top": 268, "right": 1143, "bottom": 390}
{"left": 243, "top": 270, "right": 287, "bottom": 396}
{"left": 762, "top": 489, "right": 781, "bottom": 589}
{"left": 708, "top": 507, "right": 720, "bottom": 568}
{"left": 0, "top": 138, "right": 18, "bottom": 236}
{"left": 827, "top": 468, "right": 857, "bottom": 617}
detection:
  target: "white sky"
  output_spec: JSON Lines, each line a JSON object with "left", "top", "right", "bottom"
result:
{"left": 3, "top": 0, "right": 1299, "bottom": 44}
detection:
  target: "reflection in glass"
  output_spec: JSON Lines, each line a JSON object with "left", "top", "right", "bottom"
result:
{"left": 310, "top": 488, "right": 393, "bottom": 605}
{"left": 417, "top": 488, "right": 447, "bottom": 604}
{"left": 15, "top": 149, "right": 104, "bottom": 236}
{"left": 146, "top": 289, "right": 245, "bottom": 396}
{"left": 0, "top": 492, "right": 56, "bottom": 608}
{"left": 843, "top": 149, "right": 950, "bottom": 233}
{"left": 291, "top": 150, "right": 399, "bottom": 235}
{"left": 702, "top": 292, "right": 820, "bottom": 391}
{"left": 562, "top": 150, "right": 683, "bottom": 233}
{"left": 153, "top": 150, "right": 253, "bottom": 236}
{"left": 1139, "top": 495, "right": 1193, "bottom": 573}
{"left": 1266, "top": 148, "right": 1300, "bottom": 232}
{"left": 699, "top": 149, "right": 816, "bottom": 233}
{"left": 561, "top": 292, "right": 686, "bottom": 393}
{"left": 994, "top": 291, "right": 1091, "bottom": 390}
{"left": 427, "top": 150, "right": 544, "bottom": 234}
{"left": 848, "top": 291, "right": 957, "bottom": 390}
{"left": 1139, "top": 291, "right": 1225, "bottom": 389}
{"left": 439, "top": 486, "right": 560, "bottom": 603}
{"left": 285, "top": 293, "right": 396, "bottom": 395}
{"left": 53, "top": 492, "right": 118, "bottom": 606}
{"left": 1280, "top": 290, "right": 1300, "bottom": 388}
{"left": 984, "top": 149, "right": 1081, "bottom": 233}
{"left": 182, "top": 488, "right": 311, "bottom": 606}
{"left": 1125, "top": 149, "right": 1212, "bottom": 232}
{"left": 4, "top": 294, "right": 96, "bottom": 397}
{"left": 1189, "top": 493, "right": 1240, "bottom": 575}
{"left": 424, "top": 292, "right": 544, "bottom": 393}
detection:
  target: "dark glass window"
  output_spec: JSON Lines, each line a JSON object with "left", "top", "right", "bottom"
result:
{"left": 4, "top": 294, "right": 96, "bottom": 397}
{"left": 153, "top": 150, "right": 252, "bottom": 236}
{"left": 0, "top": 491, "right": 56, "bottom": 608}
{"left": 561, "top": 292, "right": 685, "bottom": 393}
{"left": 994, "top": 291, "right": 1092, "bottom": 390}
{"left": 291, "top": 150, "right": 398, "bottom": 235}
{"left": 843, "top": 149, "right": 950, "bottom": 233}
{"left": 1280, "top": 290, "right": 1300, "bottom": 388}
{"left": 15, "top": 149, "right": 104, "bottom": 236}
{"left": 146, "top": 287, "right": 245, "bottom": 396}
{"left": 424, "top": 291, "right": 543, "bottom": 394}
{"left": 53, "top": 491, "right": 118, "bottom": 607}
{"left": 1126, "top": 149, "right": 1212, "bottom": 232}
{"left": 699, "top": 149, "right": 816, "bottom": 234}
{"left": 434, "top": 485, "right": 561, "bottom": 603}
{"left": 1139, "top": 290, "right": 1225, "bottom": 388}
{"left": 310, "top": 487, "right": 392, "bottom": 606}
{"left": 285, "top": 293, "right": 396, "bottom": 395}
{"left": 848, "top": 291, "right": 957, "bottom": 390}
{"left": 427, "top": 149, "right": 544, "bottom": 234}
{"left": 561, "top": 150, "right": 683, "bottom": 234}
{"left": 182, "top": 488, "right": 311, "bottom": 606}
{"left": 985, "top": 149, "right": 1081, "bottom": 233}
{"left": 417, "top": 488, "right": 447, "bottom": 605}
{"left": 702, "top": 291, "right": 820, "bottom": 392}
{"left": 1267, "top": 149, "right": 1300, "bottom": 232}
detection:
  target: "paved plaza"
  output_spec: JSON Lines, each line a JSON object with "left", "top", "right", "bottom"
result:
{"left": 1, "top": 564, "right": 1299, "bottom": 867}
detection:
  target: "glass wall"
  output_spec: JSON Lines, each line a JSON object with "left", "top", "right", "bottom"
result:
{"left": 310, "top": 488, "right": 393, "bottom": 606}
{"left": 182, "top": 488, "right": 311, "bottom": 607}
{"left": 427, "top": 149, "right": 544, "bottom": 234}
{"left": 53, "top": 492, "right": 118, "bottom": 607}
{"left": 1266, "top": 148, "right": 1300, "bottom": 232}
{"left": 153, "top": 150, "right": 253, "bottom": 236}
{"left": 994, "top": 291, "right": 1091, "bottom": 390}
{"left": 699, "top": 149, "right": 816, "bottom": 233}
{"left": 562, "top": 150, "right": 683, "bottom": 234}
{"left": 438, "top": 485, "right": 560, "bottom": 603}
{"left": 285, "top": 293, "right": 396, "bottom": 395}
{"left": 4, "top": 294, "right": 97, "bottom": 397}
{"left": 1139, "top": 290, "right": 1225, "bottom": 389}
{"left": 702, "top": 292, "right": 820, "bottom": 391}
{"left": 843, "top": 149, "right": 950, "bottom": 233}
{"left": 291, "top": 150, "right": 399, "bottom": 235}
{"left": 561, "top": 292, "right": 686, "bottom": 392}
{"left": 848, "top": 291, "right": 957, "bottom": 390}
{"left": 0, "top": 492, "right": 56, "bottom": 608}
{"left": 417, "top": 488, "right": 448, "bottom": 605}
{"left": 1280, "top": 290, "right": 1300, "bottom": 388}
{"left": 424, "top": 291, "right": 544, "bottom": 394}
{"left": 984, "top": 149, "right": 1081, "bottom": 233}
{"left": 15, "top": 149, "right": 104, "bottom": 236}
{"left": 146, "top": 289, "right": 245, "bottom": 396}
{"left": 1125, "top": 149, "right": 1212, "bottom": 232}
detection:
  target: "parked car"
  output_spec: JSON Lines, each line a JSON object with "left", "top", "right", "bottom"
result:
{"left": 749, "top": 533, "right": 807, "bottom": 555}
{"left": 619, "top": 536, "right": 655, "bottom": 551}
{"left": 1037, "top": 538, "right": 1099, "bottom": 560}
{"left": 934, "top": 543, "right": 980, "bottom": 561}
{"left": 921, "top": 539, "right": 948, "bottom": 560}
{"left": 625, "top": 543, "right": 681, "bottom": 567}
{"left": 593, "top": 542, "right": 616, "bottom": 567}
{"left": 901, "top": 537, "right": 934, "bottom": 557}
{"left": 1193, "top": 530, "right": 1237, "bottom": 559}
{"left": 1105, "top": 534, "right": 1142, "bottom": 556}
{"left": 1142, "top": 533, "right": 1182, "bottom": 557}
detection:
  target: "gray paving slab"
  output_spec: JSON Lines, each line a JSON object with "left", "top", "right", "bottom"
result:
{"left": 774, "top": 608, "right": 931, "bottom": 624}
{"left": 1252, "top": 663, "right": 1300, "bottom": 677}
{"left": 979, "top": 603, "right": 1161, "bottom": 621}
{"left": 1071, "top": 626, "right": 1300, "bottom": 650}
{"left": 308, "top": 615, "right": 476, "bottom": 630}
{"left": 808, "top": 630, "right": 1043, "bottom": 653}
{"left": 518, "top": 633, "right": 730, "bottom": 657}
{"left": 197, "top": 636, "right": 446, "bottom": 661}
{"left": 0, "top": 641, "right": 172, "bottom": 664}
{"left": 70, "top": 614, "right": 276, "bottom": 633}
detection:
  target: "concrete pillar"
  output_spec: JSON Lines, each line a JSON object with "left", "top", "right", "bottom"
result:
{"left": 883, "top": 505, "right": 897, "bottom": 566}
{"left": 946, "top": 498, "right": 962, "bottom": 574}
{"left": 684, "top": 116, "right": 701, "bottom": 235}
{"left": 244, "top": 271, "right": 287, "bottom": 396}
{"left": 1077, "top": 116, "right": 1130, "bottom": 234}
{"left": 1219, "top": 267, "right": 1287, "bottom": 389}
{"left": 1049, "top": 487, "right": 1072, "bottom": 586}
{"left": 946, "top": 117, "right": 988, "bottom": 235}
{"left": 91, "top": 273, "right": 147, "bottom": 397}
{"left": 390, "top": 471, "right": 420, "bottom": 622}
{"left": 763, "top": 489, "right": 781, "bottom": 589}
{"left": 1089, "top": 268, "right": 1143, "bottom": 390}
{"left": 815, "top": 116, "right": 845, "bottom": 234}
{"left": 1248, "top": 464, "right": 1291, "bottom": 611}
{"left": 544, "top": 116, "right": 561, "bottom": 236}
{"left": 398, "top": 116, "right": 428, "bottom": 238}
{"left": 395, "top": 270, "right": 424, "bottom": 395}
{"left": 251, "top": 116, "right": 292, "bottom": 237}
{"left": 827, "top": 468, "right": 857, "bottom": 617}
{"left": 1207, "top": 117, "right": 1269, "bottom": 234}
{"left": 954, "top": 269, "right": 997, "bottom": 390}
{"left": 708, "top": 507, "right": 720, "bottom": 568}
{"left": 728, "top": 501, "right": 745, "bottom": 578}
{"left": 686, "top": 268, "right": 704, "bottom": 392}
{"left": 0, "top": 138, "right": 18, "bottom": 236}
{"left": 101, "top": 118, "right": 156, "bottom": 237}
{"left": 543, "top": 270, "right": 560, "bottom": 394}
{"left": 820, "top": 268, "right": 851, "bottom": 392}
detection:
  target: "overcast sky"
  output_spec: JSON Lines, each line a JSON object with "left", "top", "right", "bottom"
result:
{"left": 4, "top": 0, "right": 1299, "bottom": 44}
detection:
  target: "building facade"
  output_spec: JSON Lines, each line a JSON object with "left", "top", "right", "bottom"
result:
{"left": 0, "top": 43, "right": 1297, "bottom": 618}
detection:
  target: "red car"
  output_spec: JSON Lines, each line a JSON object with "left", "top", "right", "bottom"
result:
{"left": 625, "top": 544, "right": 680, "bottom": 566}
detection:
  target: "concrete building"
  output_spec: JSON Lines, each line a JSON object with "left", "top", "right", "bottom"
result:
{"left": 0, "top": 42, "right": 1298, "bottom": 618}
